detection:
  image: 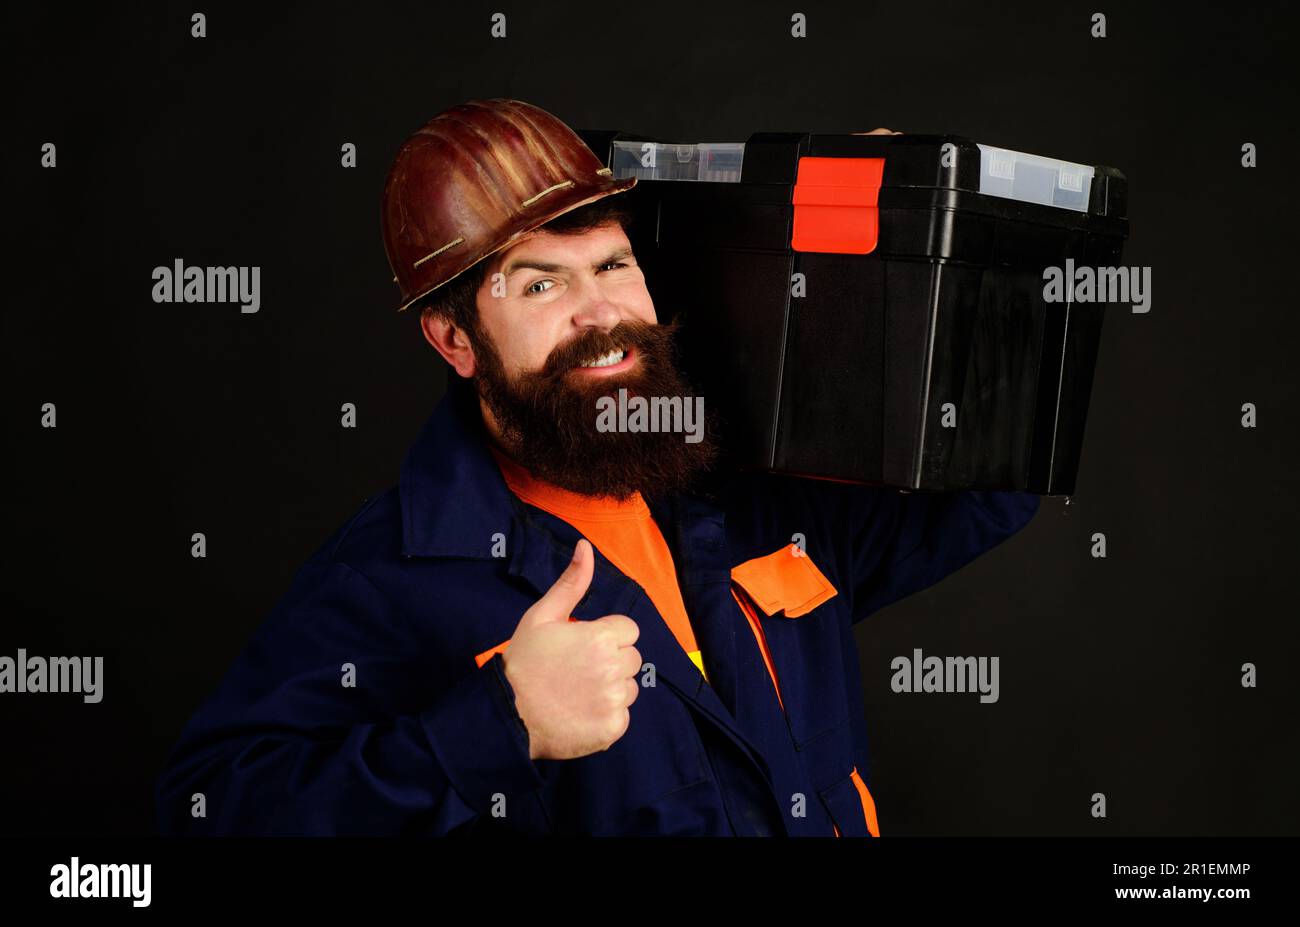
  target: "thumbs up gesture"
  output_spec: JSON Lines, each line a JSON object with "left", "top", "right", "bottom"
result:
{"left": 502, "top": 539, "right": 643, "bottom": 761}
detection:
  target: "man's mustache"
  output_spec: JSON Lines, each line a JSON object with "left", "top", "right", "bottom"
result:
{"left": 538, "top": 319, "right": 679, "bottom": 380}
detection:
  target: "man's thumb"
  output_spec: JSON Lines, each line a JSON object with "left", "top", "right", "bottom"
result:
{"left": 518, "top": 539, "right": 594, "bottom": 627}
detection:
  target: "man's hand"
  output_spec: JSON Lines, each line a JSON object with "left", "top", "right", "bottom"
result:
{"left": 851, "top": 128, "right": 901, "bottom": 135}
{"left": 501, "top": 539, "right": 642, "bottom": 761}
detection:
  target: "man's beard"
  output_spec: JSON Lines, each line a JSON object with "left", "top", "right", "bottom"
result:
{"left": 469, "top": 317, "right": 719, "bottom": 501}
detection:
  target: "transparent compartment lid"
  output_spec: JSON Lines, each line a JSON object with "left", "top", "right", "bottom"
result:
{"left": 610, "top": 140, "right": 745, "bottom": 182}
{"left": 977, "top": 143, "right": 1095, "bottom": 212}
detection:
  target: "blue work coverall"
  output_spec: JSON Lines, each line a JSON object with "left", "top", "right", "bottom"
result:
{"left": 155, "top": 380, "right": 1039, "bottom": 836}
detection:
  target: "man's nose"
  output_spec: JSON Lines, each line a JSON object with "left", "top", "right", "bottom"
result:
{"left": 569, "top": 288, "right": 622, "bottom": 333}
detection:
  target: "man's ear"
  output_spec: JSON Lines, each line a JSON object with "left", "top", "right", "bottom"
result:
{"left": 420, "top": 309, "right": 478, "bottom": 379}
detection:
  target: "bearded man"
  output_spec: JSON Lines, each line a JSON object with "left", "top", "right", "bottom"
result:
{"left": 156, "top": 99, "right": 1039, "bottom": 836}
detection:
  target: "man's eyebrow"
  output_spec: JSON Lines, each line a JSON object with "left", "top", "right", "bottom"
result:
{"left": 502, "top": 248, "right": 634, "bottom": 278}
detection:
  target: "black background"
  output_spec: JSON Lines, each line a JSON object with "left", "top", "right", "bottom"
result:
{"left": 5, "top": 1, "right": 1297, "bottom": 837}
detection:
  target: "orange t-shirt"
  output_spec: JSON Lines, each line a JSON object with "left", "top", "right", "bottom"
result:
{"left": 487, "top": 444, "right": 708, "bottom": 683}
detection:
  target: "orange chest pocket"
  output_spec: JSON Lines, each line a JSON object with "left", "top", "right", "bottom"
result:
{"left": 732, "top": 543, "right": 839, "bottom": 618}
{"left": 730, "top": 543, "right": 839, "bottom": 711}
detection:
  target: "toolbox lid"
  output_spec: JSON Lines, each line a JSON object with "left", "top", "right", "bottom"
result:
{"left": 611, "top": 140, "right": 745, "bottom": 182}
{"left": 977, "top": 143, "right": 1095, "bottom": 212}
{"left": 579, "top": 128, "right": 1127, "bottom": 226}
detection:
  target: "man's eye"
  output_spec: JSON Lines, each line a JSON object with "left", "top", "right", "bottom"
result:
{"left": 526, "top": 279, "right": 554, "bottom": 295}
{"left": 600, "top": 262, "right": 628, "bottom": 271}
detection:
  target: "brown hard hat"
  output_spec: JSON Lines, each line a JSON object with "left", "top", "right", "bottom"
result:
{"left": 381, "top": 98, "right": 637, "bottom": 313}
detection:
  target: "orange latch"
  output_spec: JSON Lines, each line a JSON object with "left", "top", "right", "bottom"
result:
{"left": 791, "top": 157, "right": 885, "bottom": 254}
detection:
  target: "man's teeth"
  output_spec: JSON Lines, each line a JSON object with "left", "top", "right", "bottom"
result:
{"left": 578, "top": 349, "right": 625, "bottom": 368}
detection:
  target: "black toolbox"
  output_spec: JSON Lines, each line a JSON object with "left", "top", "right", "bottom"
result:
{"left": 576, "top": 129, "right": 1128, "bottom": 494}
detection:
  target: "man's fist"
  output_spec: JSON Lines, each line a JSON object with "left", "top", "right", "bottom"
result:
{"left": 501, "top": 539, "right": 642, "bottom": 761}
